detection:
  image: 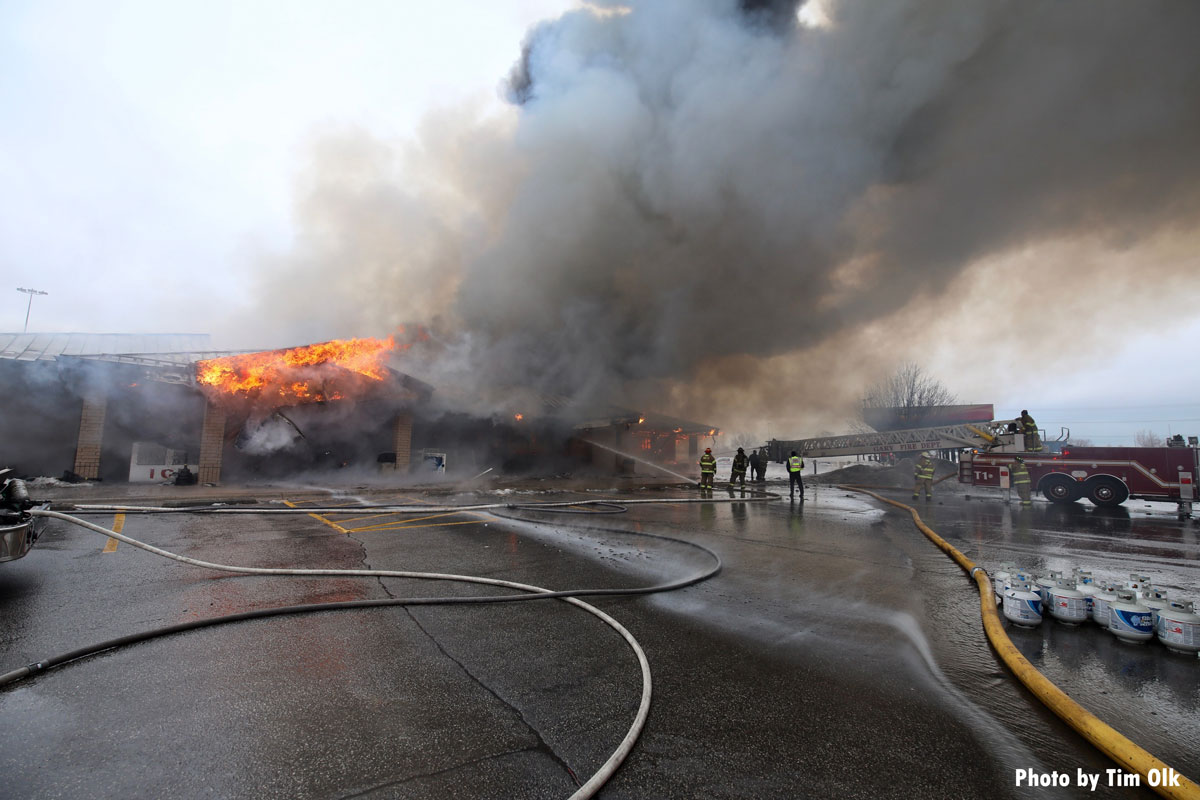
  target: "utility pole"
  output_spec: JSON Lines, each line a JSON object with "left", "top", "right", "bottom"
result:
{"left": 16, "top": 287, "right": 48, "bottom": 333}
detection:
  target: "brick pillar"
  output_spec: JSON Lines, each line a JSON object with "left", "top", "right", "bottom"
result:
{"left": 392, "top": 412, "right": 413, "bottom": 472}
{"left": 73, "top": 394, "right": 107, "bottom": 479}
{"left": 198, "top": 402, "right": 227, "bottom": 485}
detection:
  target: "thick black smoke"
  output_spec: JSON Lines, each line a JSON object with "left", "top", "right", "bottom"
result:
{"left": 244, "top": 0, "right": 1200, "bottom": 423}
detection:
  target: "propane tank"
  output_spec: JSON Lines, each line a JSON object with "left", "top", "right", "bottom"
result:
{"left": 1091, "top": 582, "right": 1119, "bottom": 628}
{"left": 1048, "top": 579, "right": 1089, "bottom": 625}
{"left": 1142, "top": 589, "right": 1170, "bottom": 628}
{"left": 1109, "top": 589, "right": 1155, "bottom": 644}
{"left": 992, "top": 565, "right": 1014, "bottom": 602}
{"left": 1155, "top": 600, "right": 1200, "bottom": 656}
{"left": 1036, "top": 571, "right": 1063, "bottom": 606}
{"left": 1074, "top": 570, "right": 1097, "bottom": 619}
{"left": 1126, "top": 573, "right": 1153, "bottom": 598}
{"left": 1013, "top": 570, "right": 1037, "bottom": 589}
{"left": 1002, "top": 579, "right": 1043, "bottom": 628}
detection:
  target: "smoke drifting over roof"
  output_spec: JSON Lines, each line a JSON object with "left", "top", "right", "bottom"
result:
{"left": 244, "top": 0, "right": 1200, "bottom": 427}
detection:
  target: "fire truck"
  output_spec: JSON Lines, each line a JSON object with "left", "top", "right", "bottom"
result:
{"left": 959, "top": 430, "right": 1199, "bottom": 510}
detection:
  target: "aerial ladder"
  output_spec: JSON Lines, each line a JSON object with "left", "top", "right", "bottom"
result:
{"left": 767, "top": 420, "right": 1018, "bottom": 462}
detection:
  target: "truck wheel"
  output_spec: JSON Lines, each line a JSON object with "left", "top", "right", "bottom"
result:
{"left": 1084, "top": 477, "right": 1129, "bottom": 508}
{"left": 1040, "top": 475, "right": 1080, "bottom": 504}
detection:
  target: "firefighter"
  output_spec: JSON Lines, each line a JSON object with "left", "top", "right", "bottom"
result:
{"left": 699, "top": 447, "right": 717, "bottom": 490}
{"left": 730, "top": 447, "right": 749, "bottom": 487}
{"left": 1011, "top": 456, "right": 1032, "bottom": 507}
{"left": 787, "top": 451, "right": 805, "bottom": 500}
{"left": 913, "top": 452, "right": 935, "bottom": 501}
{"left": 1020, "top": 410, "right": 1042, "bottom": 452}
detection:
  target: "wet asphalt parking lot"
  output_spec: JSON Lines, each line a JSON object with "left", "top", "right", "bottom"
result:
{"left": 0, "top": 478, "right": 1196, "bottom": 799}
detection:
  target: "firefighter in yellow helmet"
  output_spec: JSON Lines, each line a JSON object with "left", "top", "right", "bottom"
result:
{"left": 913, "top": 452, "right": 935, "bottom": 501}
{"left": 1011, "top": 456, "right": 1032, "bottom": 507}
{"left": 699, "top": 447, "right": 717, "bottom": 490}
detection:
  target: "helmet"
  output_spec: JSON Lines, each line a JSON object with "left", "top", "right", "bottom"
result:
{"left": 737, "top": 447, "right": 744, "bottom": 453}
{"left": 1014, "top": 456, "right": 1024, "bottom": 463}
{"left": 922, "top": 452, "right": 932, "bottom": 459}
{"left": 705, "top": 448, "right": 712, "bottom": 453}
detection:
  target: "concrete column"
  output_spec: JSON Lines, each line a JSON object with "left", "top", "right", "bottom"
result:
{"left": 392, "top": 412, "right": 413, "bottom": 472}
{"left": 198, "top": 402, "right": 227, "bottom": 485}
{"left": 72, "top": 394, "right": 107, "bottom": 479}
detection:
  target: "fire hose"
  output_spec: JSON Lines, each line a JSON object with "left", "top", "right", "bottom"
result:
{"left": 841, "top": 486, "right": 1200, "bottom": 800}
{"left": 8, "top": 503, "right": 729, "bottom": 800}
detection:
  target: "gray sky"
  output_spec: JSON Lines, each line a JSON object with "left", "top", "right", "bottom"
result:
{"left": 3, "top": 0, "right": 1199, "bottom": 445}
{"left": 1, "top": 0, "right": 572, "bottom": 332}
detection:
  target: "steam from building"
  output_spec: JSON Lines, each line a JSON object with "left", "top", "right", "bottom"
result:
{"left": 237, "top": 0, "right": 1200, "bottom": 433}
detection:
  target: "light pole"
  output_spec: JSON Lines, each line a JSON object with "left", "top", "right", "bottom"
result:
{"left": 16, "top": 287, "right": 48, "bottom": 333}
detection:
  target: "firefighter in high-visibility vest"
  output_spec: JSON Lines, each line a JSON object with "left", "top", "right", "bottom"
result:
{"left": 1011, "top": 456, "right": 1032, "bottom": 507}
{"left": 699, "top": 447, "right": 717, "bottom": 489}
{"left": 913, "top": 452, "right": 935, "bottom": 501}
{"left": 1020, "top": 410, "right": 1042, "bottom": 452}
{"left": 787, "top": 451, "right": 805, "bottom": 500}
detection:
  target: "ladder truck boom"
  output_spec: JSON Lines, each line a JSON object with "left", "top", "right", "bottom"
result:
{"left": 769, "top": 420, "right": 1015, "bottom": 461}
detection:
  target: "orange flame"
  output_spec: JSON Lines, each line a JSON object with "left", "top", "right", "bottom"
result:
{"left": 196, "top": 336, "right": 396, "bottom": 405}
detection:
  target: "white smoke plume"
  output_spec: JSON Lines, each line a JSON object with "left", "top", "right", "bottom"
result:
{"left": 236, "top": 0, "right": 1200, "bottom": 432}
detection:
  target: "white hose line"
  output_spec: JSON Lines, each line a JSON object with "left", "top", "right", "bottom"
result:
{"left": 30, "top": 509, "right": 648, "bottom": 800}
{"left": 68, "top": 492, "right": 781, "bottom": 515}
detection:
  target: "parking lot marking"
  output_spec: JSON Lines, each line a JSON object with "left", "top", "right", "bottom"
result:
{"left": 283, "top": 500, "right": 348, "bottom": 534}
{"left": 283, "top": 494, "right": 497, "bottom": 534}
{"left": 102, "top": 514, "right": 124, "bottom": 553}
{"left": 348, "top": 519, "right": 483, "bottom": 533}
{"left": 345, "top": 509, "right": 470, "bottom": 532}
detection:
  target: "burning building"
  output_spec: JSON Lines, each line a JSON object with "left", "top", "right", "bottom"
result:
{"left": 0, "top": 332, "right": 430, "bottom": 484}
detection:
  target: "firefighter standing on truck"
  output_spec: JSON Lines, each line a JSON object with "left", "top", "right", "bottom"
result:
{"left": 1011, "top": 456, "right": 1032, "bottom": 507}
{"left": 730, "top": 447, "right": 749, "bottom": 487}
{"left": 699, "top": 447, "right": 717, "bottom": 490}
{"left": 787, "top": 451, "right": 805, "bottom": 500}
{"left": 1021, "top": 410, "right": 1042, "bottom": 452}
{"left": 913, "top": 452, "right": 935, "bottom": 501}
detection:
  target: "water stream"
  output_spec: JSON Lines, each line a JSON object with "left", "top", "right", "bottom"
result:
{"left": 584, "top": 439, "right": 697, "bottom": 484}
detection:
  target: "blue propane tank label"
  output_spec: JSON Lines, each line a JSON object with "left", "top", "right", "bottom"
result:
{"left": 1111, "top": 609, "right": 1153, "bottom": 634}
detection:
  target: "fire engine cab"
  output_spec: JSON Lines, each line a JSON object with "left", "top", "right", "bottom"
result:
{"left": 959, "top": 429, "right": 1199, "bottom": 512}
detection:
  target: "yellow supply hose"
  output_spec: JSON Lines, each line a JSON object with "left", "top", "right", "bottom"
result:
{"left": 842, "top": 486, "right": 1200, "bottom": 800}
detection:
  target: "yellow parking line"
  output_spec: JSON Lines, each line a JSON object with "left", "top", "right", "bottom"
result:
{"left": 102, "top": 514, "right": 124, "bottom": 553}
{"left": 284, "top": 494, "right": 494, "bottom": 535}
{"left": 283, "top": 499, "right": 348, "bottom": 534}
{"left": 347, "top": 519, "right": 483, "bottom": 533}
{"left": 321, "top": 513, "right": 392, "bottom": 524}
{"left": 346, "top": 510, "right": 471, "bottom": 533}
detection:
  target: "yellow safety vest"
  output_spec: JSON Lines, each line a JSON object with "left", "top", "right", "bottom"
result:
{"left": 787, "top": 456, "right": 803, "bottom": 472}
